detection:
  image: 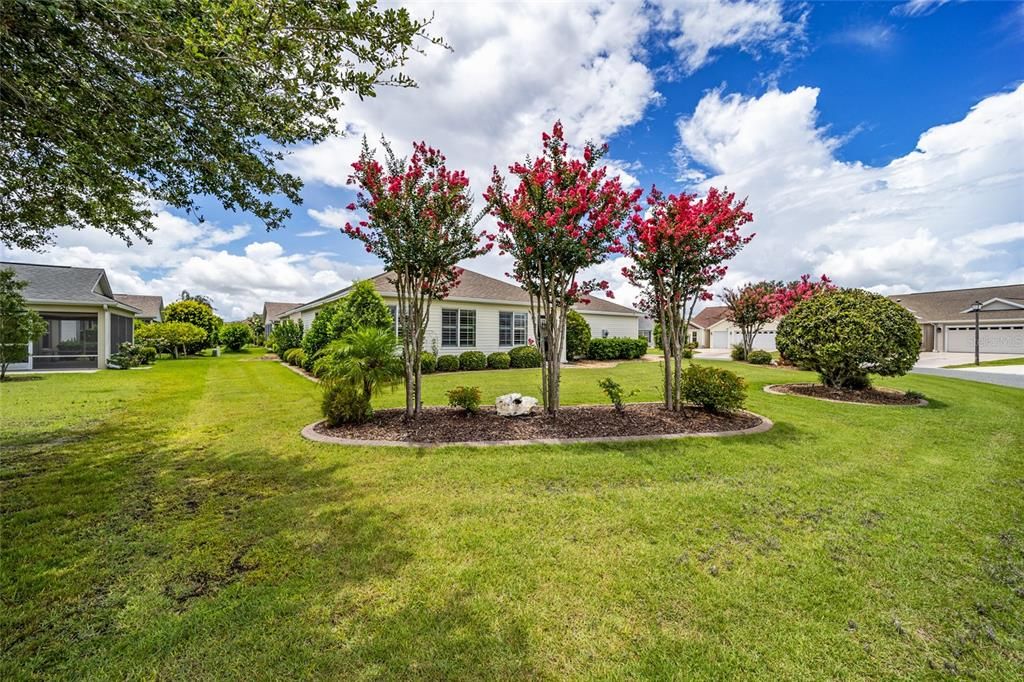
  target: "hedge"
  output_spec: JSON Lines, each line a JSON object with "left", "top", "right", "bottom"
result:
{"left": 586, "top": 337, "right": 647, "bottom": 361}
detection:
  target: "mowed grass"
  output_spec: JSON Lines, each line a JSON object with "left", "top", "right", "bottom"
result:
{"left": 945, "top": 356, "right": 1024, "bottom": 368}
{"left": 2, "top": 349, "right": 1022, "bottom": 679}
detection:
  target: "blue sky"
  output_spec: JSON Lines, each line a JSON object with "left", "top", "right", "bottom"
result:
{"left": 5, "top": 0, "right": 1023, "bottom": 319}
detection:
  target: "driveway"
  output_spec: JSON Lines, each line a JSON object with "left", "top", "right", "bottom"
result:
{"left": 694, "top": 348, "right": 733, "bottom": 360}
{"left": 913, "top": 352, "right": 1023, "bottom": 368}
{"left": 912, "top": 352, "right": 1024, "bottom": 389}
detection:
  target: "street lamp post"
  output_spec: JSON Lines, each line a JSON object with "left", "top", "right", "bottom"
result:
{"left": 969, "top": 300, "right": 982, "bottom": 366}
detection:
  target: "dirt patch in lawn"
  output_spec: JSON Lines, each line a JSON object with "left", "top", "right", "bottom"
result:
{"left": 765, "top": 383, "right": 926, "bottom": 406}
{"left": 309, "top": 403, "right": 767, "bottom": 446}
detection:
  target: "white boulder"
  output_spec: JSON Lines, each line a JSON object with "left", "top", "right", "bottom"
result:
{"left": 495, "top": 393, "right": 538, "bottom": 417}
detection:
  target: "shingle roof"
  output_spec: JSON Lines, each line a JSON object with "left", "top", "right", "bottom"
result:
{"left": 263, "top": 301, "right": 303, "bottom": 322}
{"left": 889, "top": 284, "right": 1024, "bottom": 322}
{"left": 1, "top": 261, "right": 139, "bottom": 311}
{"left": 692, "top": 305, "right": 729, "bottom": 329}
{"left": 293, "top": 268, "right": 642, "bottom": 316}
{"left": 113, "top": 294, "right": 163, "bottom": 319}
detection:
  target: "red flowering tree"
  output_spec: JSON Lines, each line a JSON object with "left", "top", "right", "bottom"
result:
{"left": 722, "top": 281, "right": 779, "bottom": 360}
{"left": 623, "top": 186, "right": 753, "bottom": 411}
{"left": 769, "top": 274, "right": 834, "bottom": 316}
{"left": 485, "top": 122, "right": 640, "bottom": 414}
{"left": 344, "top": 138, "right": 487, "bottom": 418}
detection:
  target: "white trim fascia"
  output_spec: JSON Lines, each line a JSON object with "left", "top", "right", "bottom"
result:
{"left": 958, "top": 297, "right": 1024, "bottom": 314}
{"left": 26, "top": 298, "right": 142, "bottom": 314}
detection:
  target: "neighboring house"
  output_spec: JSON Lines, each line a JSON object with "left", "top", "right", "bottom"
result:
{"left": 262, "top": 301, "right": 302, "bottom": 338}
{"left": 689, "top": 305, "right": 775, "bottom": 350}
{"left": 282, "top": 268, "right": 643, "bottom": 357}
{"left": 889, "top": 284, "right": 1024, "bottom": 353}
{"left": 1, "top": 262, "right": 141, "bottom": 371}
{"left": 113, "top": 293, "right": 163, "bottom": 322}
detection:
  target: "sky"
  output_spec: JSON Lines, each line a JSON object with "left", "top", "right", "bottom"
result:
{"left": 3, "top": 0, "right": 1023, "bottom": 320}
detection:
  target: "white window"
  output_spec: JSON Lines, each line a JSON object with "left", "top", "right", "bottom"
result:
{"left": 498, "top": 311, "right": 528, "bottom": 346}
{"left": 442, "top": 308, "right": 476, "bottom": 347}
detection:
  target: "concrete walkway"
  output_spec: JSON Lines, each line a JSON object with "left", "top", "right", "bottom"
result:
{"left": 911, "top": 366, "right": 1024, "bottom": 389}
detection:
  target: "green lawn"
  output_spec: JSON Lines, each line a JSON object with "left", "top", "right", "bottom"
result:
{"left": 2, "top": 349, "right": 1022, "bottom": 679}
{"left": 945, "top": 356, "right": 1024, "bottom": 368}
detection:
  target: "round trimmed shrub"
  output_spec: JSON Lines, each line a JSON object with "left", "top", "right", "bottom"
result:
{"left": 138, "top": 346, "right": 158, "bottom": 364}
{"left": 322, "top": 381, "right": 372, "bottom": 426}
{"left": 436, "top": 355, "right": 460, "bottom": 372}
{"left": 487, "top": 351, "right": 511, "bottom": 369}
{"left": 776, "top": 288, "right": 921, "bottom": 388}
{"left": 508, "top": 345, "right": 542, "bottom": 368}
{"left": 566, "top": 310, "right": 591, "bottom": 360}
{"left": 747, "top": 349, "right": 772, "bottom": 365}
{"left": 420, "top": 351, "right": 437, "bottom": 374}
{"left": 730, "top": 343, "right": 746, "bottom": 361}
{"left": 459, "top": 350, "right": 487, "bottom": 370}
{"left": 680, "top": 364, "right": 746, "bottom": 413}
{"left": 219, "top": 321, "right": 254, "bottom": 351}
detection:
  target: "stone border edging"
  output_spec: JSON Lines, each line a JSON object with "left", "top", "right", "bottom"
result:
{"left": 299, "top": 410, "right": 773, "bottom": 449}
{"left": 763, "top": 383, "right": 928, "bottom": 407}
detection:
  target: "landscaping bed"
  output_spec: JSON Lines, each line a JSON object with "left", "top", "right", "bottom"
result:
{"left": 766, "top": 383, "right": 925, "bottom": 406}
{"left": 311, "top": 403, "right": 764, "bottom": 444}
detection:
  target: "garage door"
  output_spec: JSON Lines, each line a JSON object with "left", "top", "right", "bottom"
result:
{"left": 752, "top": 330, "right": 777, "bottom": 351}
{"left": 711, "top": 331, "right": 729, "bottom": 348}
{"left": 945, "top": 325, "right": 1024, "bottom": 354}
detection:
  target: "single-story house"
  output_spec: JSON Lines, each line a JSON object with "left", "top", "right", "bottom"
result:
{"left": 282, "top": 268, "right": 643, "bottom": 357}
{"left": 262, "top": 301, "right": 303, "bottom": 338}
{"left": 889, "top": 284, "right": 1024, "bottom": 353}
{"left": 1, "top": 262, "right": 142, "bottom": 370}
{"left": 112, "top": 293, "right": 163, "bottom": 322}
{"left": 690, "top": 305, "right": 779, "bottom": 350}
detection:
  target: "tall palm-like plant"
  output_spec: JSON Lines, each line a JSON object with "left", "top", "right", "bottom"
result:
{"left": 314, "top": 327, "right": 404, "bottom": 424}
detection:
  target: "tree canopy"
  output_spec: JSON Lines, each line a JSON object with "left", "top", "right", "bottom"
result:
{"left": 1, "top": 0, "right": 440, "bottom": 250}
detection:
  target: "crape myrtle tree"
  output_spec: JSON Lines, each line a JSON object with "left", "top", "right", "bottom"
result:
{"left": 1, "top": 0, "right": 441, "bottom": 250}
{"left": 623, "top": 187, "right": 753, "bottom": 411}
{"left": 485, "top": 122, "right": 641, "bottom": 415}
{"left": 769, "top": 274, "right": 835, "bottom": 317}
{"left": 344, "top": 138, "right": 487, "bottom": 418}
{"left": 722, "top": 281, "right": 779, "bottom": 360}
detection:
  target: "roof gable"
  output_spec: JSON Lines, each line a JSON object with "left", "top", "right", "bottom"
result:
{"left": 0, "top": 261, "right": 134, "bottom": 309}
{"left": 889, "top": 284, "right": 1024, "bottom": 322}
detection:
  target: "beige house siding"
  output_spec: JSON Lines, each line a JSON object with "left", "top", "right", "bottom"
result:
{"left": 579, "top": 312, "right": 640, "bottom": 340}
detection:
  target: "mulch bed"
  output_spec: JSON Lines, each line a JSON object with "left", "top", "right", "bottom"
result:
{"left": 769, "top": 383, "right": 923, "bottom": 406}
{"left": 313, "top": 403, "right": 762, "bottom": 444}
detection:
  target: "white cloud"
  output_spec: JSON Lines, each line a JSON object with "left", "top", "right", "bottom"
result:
{"left": 891, "top": 1, "right": 950, "bottom": 18}
{"left": 656, "top": 0, "right": 806, "bottom": 74}
{"left": 671, "top": 82, "right": 1024, "bottom": 296}
{"left": 307, "top": 206, "right": 359, "bottom": 230}
{"left": 295, "top": 230, "right": 328, "bottom": 238}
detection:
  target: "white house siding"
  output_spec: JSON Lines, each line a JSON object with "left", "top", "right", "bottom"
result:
{"left": 578, "top": 312, "right": 640, "bottom": 340}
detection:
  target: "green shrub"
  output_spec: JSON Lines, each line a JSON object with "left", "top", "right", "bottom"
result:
{"left": 302, "top": 301, "right": 342, "bottom": 361}
{"left": 842, "top": 374, "right": 872, "bottom": 390}
{"left": 163, "top": 299, "right": 222, "bottom": 353}
{"left": 508, "top": 345, "right": 542, "bottom": 368}
{"left": 587, "top": 337, "right": 648, "bottom": 360}
{"left": 459, "top": 350, "right": 486, "bottom": 371}
{"left": 321, "top": 381, "right": 372, "bottom": 426}
{"left": 682, "top": 347, "right": 693, "bottom": 359}
{"left": 107, "top": 342, "right": 142, "bottom": 369}
{"left": 680, "top": 363, "right": 746, "bottom": 413}
{"left": 487, "top": 351, "right": 511, "bottom": 369}
{"left": 905, "top": 389, "right": 926, "bottom": 400}
{"left": 598, "top": 377, "right": 636, "bottom": 413}
{"left": 436, "top": 355, "right": 460, "bottom": 372}
{"left": 776, "top": 289, "right": 921, "bottom": 388}
{"left": 419, "top": 351, "right": 437, "bottom": 374}
{"left": 270, "top": 319, "right": 303, "bottom": 355}
{"left": 138, "top": 346, "right": 158, "bottom": 364}
{"left": 446, "top": 385, "right": 483, "bottom": 414}
{"left": 730, "top": 343, "right": 746, "bottom": 361}
{"left": 331, "top": 280, "right": 394, "bottom": 338}
{"left": 219, "top": 321, "right": 254, "bottom": 351}
{"left": 134, "top": 321, "right": 207, "bottom": 358}
{"left": 566, "top": 310, "right": 591, "bottom": 360}
{"left": 747, "top": 349, "right": 772, "bottom": 365}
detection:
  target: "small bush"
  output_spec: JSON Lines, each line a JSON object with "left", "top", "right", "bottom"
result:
{"left": 509, "top": 345, "right": 542, "bottom": 368}
{"left": 747, "top": 350, "right": 772, "bottom": 365}
{"left": 680, "top": 364, "right": 746, "bottom": 413}
{"left": 566, "top": 310, "right": 591, "bottom": 360}
{"left": 459, "top": 350, "right": 487, "bottom": 371}
{"left": 587, "top": 337, "right": 648, "bottom": 360}
{"left": 270, "top": 319, "right": 303, "bottom": 355}
{"left": 436, "top": 355, "right": 460, "bottom": 372}
{"left": 598, "top": 377, "right": 636, "bottom": 413}
{"left": 487, "top": 352, "right": 511, "bottom": 369}
{"left": 447, "top": 385, "right": 483, "bottom": 414}
{"left": 219, "top": 322, "right": 254, "bottom": 351}
{"left": 682, "top": 347, "right": 693, "bottom": 359}
{"left": 107, "top": 342, "right": 142, "bottom": 369}
{"left": 905, "top": 389, "right": 926, "bottom": 400}
{"left": 322, "top": 381, "right": 372, "bottom": 426}
{"left": 285, "top": 348, "right": 307, "bottom": 367}
{"left": 138, "top": 346, "right": 158, "bottom": 365}
{"left": 419, "top": 351, "right": 437, "bottom": 374}
{"left": 730, "top": 343, "right": 746, "bottom": 361}
{"left": 841, "top": 374, "right": 872, "bottom": 390}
